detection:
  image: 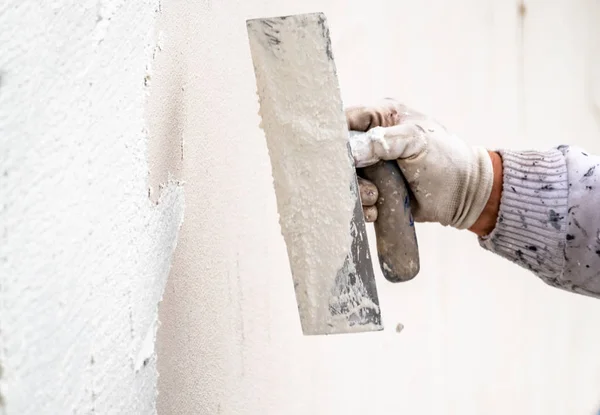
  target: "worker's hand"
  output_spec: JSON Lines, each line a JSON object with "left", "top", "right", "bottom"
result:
{"left": 357, "top": 177, "right": 379, "bottom": 222}
{"left": 345, "top": 99, "right": 495, "bottom": 230}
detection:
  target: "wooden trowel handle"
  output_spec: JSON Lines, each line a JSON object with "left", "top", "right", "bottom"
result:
{"left": 360, "top": 160, "right": 420, "bottom": 282}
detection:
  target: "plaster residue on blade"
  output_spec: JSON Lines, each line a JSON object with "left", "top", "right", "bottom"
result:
{"left": 246, "top": 13, "right": 381, "bottom": 334}
{"left": 328, "top": 183, "right": 381, "bottom": 330}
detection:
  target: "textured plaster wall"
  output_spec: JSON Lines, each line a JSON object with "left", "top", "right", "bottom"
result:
{"left": 0, "top": 1, "right": 184, "bottom": 414}
{"left": 156, "top": 1, "right": 600, "bottom": 415}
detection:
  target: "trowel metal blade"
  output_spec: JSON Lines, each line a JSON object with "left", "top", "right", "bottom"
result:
{"left": 246, "top": 13, "right": 383, "bottom": 335}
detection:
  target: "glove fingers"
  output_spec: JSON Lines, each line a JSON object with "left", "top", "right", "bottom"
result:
{"left": 345, "top": 98, "right": 419, "bottom": 131}
{"left": 357, "top": 176, "right": 378, "bottom": 222}
{"left": 357, "top": 176, "right": 378, "bottom": 206}
{"left": 349, "top": 123, "right": 427, "bottom": 168}
{"left": 363, "top": 205, "right": 378, "bottom": 222}
{"left": 345, "top": 105, "right": 400, "bottom": 131}
{"left": 344, "top": 98, "right": 430, "bottom": 131}
{"left": 371, "top": 124, "right": 427, "bottom": 162}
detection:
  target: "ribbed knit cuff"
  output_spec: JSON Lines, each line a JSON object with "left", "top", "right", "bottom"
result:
{"left": 454, "top": 146, "right": 495, "bottom": 229}
{"left": 479, "top": 149, "right": 568, "bottom": 278}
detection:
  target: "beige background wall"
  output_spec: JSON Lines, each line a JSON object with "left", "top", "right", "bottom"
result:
{"left": 154, "top": 0, "right": 600, "bottom": 414}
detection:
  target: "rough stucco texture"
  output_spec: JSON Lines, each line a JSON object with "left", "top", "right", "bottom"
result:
{"left": 155, "top": 1, "right": 600, "bottom": 414}
{"left": 0, "top": 1, "right": 184, "bottom": 414}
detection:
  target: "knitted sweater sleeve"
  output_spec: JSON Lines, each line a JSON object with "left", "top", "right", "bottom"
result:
{"left": 478, "top": 145, "right": 600, "bottom": 298}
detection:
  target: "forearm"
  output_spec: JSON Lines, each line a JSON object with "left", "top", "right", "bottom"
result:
{"left": 476, "top": 146, "right": 600, "bottom": 299}
{"left": 559, "top": 145, "right": 600, "bottom": 297}
{"left": 469, "top": 151, "right": 503, "bottom": 237}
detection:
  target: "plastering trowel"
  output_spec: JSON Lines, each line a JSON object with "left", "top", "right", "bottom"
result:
{"left": 246, "top": 12, "right": 419, "bottom": 335}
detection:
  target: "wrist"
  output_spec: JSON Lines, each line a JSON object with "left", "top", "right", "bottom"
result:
{"left": 469, "top": 151, "right": 503, "bottom": 237}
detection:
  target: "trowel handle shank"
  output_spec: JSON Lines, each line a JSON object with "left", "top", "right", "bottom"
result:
{"left": 359, "top": 160, "right": 420, "bottom": 282}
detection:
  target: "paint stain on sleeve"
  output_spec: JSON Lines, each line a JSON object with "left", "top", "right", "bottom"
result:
{"left": 548, "top": 209, "right": 564, "bottom": 231}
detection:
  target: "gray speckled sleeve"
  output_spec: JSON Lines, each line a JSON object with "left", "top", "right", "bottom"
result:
{"left": 479, "top": 146, "right": 600, "bottom": 298}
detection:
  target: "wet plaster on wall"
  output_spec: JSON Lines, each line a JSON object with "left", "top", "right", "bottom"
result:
{"left": 0, "top": 1, "right": 184, "bottom": 414}
{"left": 154, "top": 1, "right": 600, "bottom": 414}
{"left": 146, "top": 0, "right": 188, "bottom": 201}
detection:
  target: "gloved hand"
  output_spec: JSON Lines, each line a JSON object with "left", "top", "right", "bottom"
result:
{"left": 346, "top": 99, "right": 495, "bottom": 230}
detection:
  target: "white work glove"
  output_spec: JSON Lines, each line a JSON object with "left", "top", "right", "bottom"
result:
{"left": 346, "top": 99, "right": 494, "bottom": 230}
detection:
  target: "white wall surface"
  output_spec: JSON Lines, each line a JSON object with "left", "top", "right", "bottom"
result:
{"left": 155, "top": 0, "right": 600, "bottom": 415}
{"left": 0, "top": 1, "right": 184, "bottom": 414}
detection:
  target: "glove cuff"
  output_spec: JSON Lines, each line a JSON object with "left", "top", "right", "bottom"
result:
{"left": 452, "top": 146, "right": 494, "bottom": 229}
